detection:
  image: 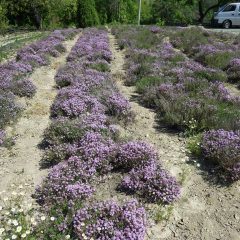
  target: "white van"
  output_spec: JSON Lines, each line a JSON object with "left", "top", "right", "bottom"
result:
{"left": 213, "top": 2, "right": 240, "bottom": 28}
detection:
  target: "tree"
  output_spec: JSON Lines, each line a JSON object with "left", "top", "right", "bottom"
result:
{"left": 76, "top": 0, "right": 99, "bottom": 28}
{"left": 197, "top": 0, "right": 233, "bottom": 23}
{"left": 152, "top": 0, "right": 197, "bottom": 25}
{"left": 5, "top": 0, "right": 49, "bottom": 29}
{"left": 0, "top": 0, "right": 8, "bottom": 29}
{"left": 95, "top": 0, "right": 140, "bottom": 24}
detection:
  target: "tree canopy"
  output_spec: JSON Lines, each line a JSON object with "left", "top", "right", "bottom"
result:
{"left": 0, "top": 0, "right": 239, "bottom": 29}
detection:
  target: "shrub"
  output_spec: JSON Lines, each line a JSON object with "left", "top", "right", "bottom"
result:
{"left": 12, "top": 79, "right": 37, "bottom": 98}
{"left": 202, "top": 52, "right": 236, "bottom": 69}
{"left": 76, "top": 0, "right": 100, "bottom": 28}
{"left": 73, "top": 200, "right": 146, "bottom": 240}
{"left": 136, "top": 76, "right": 166, "bottom": 93}
{"left": 120, "top": 163, "right": 180, "bottom": 204}
{"left": 43, "top": 143, "right": 78, "bottom": 166}
{"left": 186, "top": 134, "right": 202, "bottom": 157}
{"left": 89, "top": 62, "right": 110, "bottom": 72}
{"left": 43, "top": 118, "right": 86, "bottom": 146}
{"left": 35, "top": 156, "right": 95, "bottom": 206}
{"left": 51, "top": 94, "right": 105, "bottom": 118}
{"left": 115, "top": 141, "right": 158, "bottom": 170}
{"left": 201, "top": 130, "right": 240, "bottom": 169}
{"left": 226, "top": 58, "right": 240, "bottom": 83}
{"left": 44, "top": 131, "right": 117, "bottom": 172}
{"left": 106, "top": 92, "right": 133, "bottom": 122}
{"left": 228, "top": 163, "right": 240, "bottom": 181}
{"left": 43, "top": 114, "right": 115, "bottom": 147}
{"left": 170, "top": 27, "right": 209, "bottom": 54}
{"left": 0, "top": 91, "right": 21, "bottom": 129}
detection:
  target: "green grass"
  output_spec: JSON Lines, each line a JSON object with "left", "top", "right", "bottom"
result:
{"left": 136, "top": 76, "right": 165, "bottom": 93}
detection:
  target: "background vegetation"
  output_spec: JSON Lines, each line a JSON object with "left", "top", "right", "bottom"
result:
{"left": 0, "top": 0, "right": 240, "bottom": 30}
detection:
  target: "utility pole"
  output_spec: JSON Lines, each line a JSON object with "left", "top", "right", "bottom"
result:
{"left": 138, "top": 0, "right": 142, "bottom": 25}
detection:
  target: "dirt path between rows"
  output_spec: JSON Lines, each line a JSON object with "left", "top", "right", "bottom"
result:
{"left": 108, "top": 32, "right": 240, "bottom": 240}
{"left": 0, "top": 34, "right": 80, "bottom": 194}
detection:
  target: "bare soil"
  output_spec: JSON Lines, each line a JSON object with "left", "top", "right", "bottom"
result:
{"left": 0, "top": 34, "right": 80, "bottom": 193}
{"left": 108, "top": 32, "right": 240, "bottom": 240}
{"left": 224, "top": 82, "right": 240, "bottom": 98}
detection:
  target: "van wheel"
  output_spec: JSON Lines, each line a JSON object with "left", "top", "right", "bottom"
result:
{"left": 222, "top": 20, "right": 231, "bottom": 29}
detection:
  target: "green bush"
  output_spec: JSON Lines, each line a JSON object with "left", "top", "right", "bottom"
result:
{"left": 0, "top": 3, "right": 8, "bottom": 30}
{"left": 170, "top": 27, "right": 209, "bottom": 54}
{"left": 202, "top": 52, "right": 237, "bottom": 70}
{"left": 43, "top": 119, "right": 85, "bottom": 146}
{"left": 136, "top": 76, "right": 165, "bottom": 93}
{"left": 194, "top": 69, "right": 227, "bottom": 82}
{"left": 89, "top": 62, "right": 110, "bottom": 72}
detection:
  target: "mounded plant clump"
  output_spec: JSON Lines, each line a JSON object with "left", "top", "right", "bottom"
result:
{"left": 202, "top": 130, "right": 240, "bottom": 181}
{"left": 73, "top": 200, "right": 146, "bottom": 239}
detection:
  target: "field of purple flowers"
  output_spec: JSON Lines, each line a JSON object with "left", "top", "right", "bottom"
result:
{"left": 112, "top": 26, "right": 240, "bottom": 182}
{"left": 0, "top": 29, "right": 78, "bottom": 146}
{"left": 33, "top": 28, "right": 180, "bottom": 239}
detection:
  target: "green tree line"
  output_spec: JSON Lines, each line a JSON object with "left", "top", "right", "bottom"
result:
{"left": 0, "top": 0, "right": 239, "bottom": 30}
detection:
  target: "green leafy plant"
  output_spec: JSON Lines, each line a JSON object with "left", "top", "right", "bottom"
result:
{"left": 186, "top": 133, "right": 202, "bottom": 157}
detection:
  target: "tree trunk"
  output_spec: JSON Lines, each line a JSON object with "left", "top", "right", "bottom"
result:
{"left": 198, "top": 0, "right": 204, "bottom": 24}
{"left": 198, "top": 0, "right": 224, "bottom": 24}
{"left": 32, "top": 5, "right": 42, "bottom": 29}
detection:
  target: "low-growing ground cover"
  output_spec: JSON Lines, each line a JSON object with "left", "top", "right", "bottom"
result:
{"left": 112, "top": 26, "right": 240, "bottom": 181}
{"left": 32, "top": 28, "right": 180, "bottom": 239}
{"left": 0, "top": 29, "right": 78, "bottom": 147}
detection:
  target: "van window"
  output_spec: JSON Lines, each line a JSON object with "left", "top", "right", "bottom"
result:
{"left": 223, "top": 5, "right": 236, "bottom": 12}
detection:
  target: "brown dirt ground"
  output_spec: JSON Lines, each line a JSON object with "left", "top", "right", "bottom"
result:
{"left": 0, "top": 34, "right": 81, "bottom": 194}
{"left": 108, "top": 32, "right": 240, "bottom": 240}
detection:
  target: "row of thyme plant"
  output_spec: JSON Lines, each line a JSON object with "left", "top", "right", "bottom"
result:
{"left": 0, "top": 29, "right": 79, "bottom": 146}
{"left": 30, "top": 28, "right": 180, "bottom": 239}
{"left": 112, "top": 25, "right": 240, "bottom": 182}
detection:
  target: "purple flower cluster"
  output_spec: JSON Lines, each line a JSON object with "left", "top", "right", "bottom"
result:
{"left": 121, "top": 163, "right": 180, "bottom": 204}
{"left": 226, "top": 58, "right": 240, "bottom": 84}
{"left": 106, "top": 93, "right": 133, "bottom": 121}
{"left": 202, "top": 129, "right": 240, "bottom": 169}
{"left": 0, "top": 91, "right": 21, "bottom": 129}
{"left": 35, "top": 156, "right": 95, "bottom": 205}
{"left": 115, "top": 141, "right": 180, "bottom": 204}
{"left": 77, "top": 132, "right": 117, "bottom": 171}
{"left": 116, "top": 141, "right": 158, "bottom": 170}
{"left": 149, "top": 26, "right": 162, "bottom": 34}
{"left": 0, "top": 61, "right": 34, "bottom": 97}
{"left": 228, "top": 163, "right": 240, "bottom": 181}
{"left": 73, "top": 199, "right": 146, "bottom": 240}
